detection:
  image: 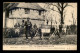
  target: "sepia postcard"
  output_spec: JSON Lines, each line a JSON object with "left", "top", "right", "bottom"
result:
{"left": 3, "top": 2, "right": 77, "bottom": 50}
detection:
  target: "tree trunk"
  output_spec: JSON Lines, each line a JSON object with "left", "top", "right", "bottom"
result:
{"left": 59, "top": 3, "right": 64, "bottom": 33}
{"left": 59, "top": 13, "right": 64, "bottom": 33}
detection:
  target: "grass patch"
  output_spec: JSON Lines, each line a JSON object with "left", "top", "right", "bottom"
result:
{"left": 3, "top": 35, "right": 77, "bottom": 45}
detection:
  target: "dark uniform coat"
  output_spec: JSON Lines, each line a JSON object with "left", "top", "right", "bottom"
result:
{"left": 25, "top": 21, "right": 32, "bottom": 39}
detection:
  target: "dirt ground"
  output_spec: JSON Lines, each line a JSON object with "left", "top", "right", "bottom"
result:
{"left": 3, "top": 35, "right": 77, "bottom": 45}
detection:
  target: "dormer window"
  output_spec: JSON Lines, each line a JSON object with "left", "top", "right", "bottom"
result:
{"left": 39, "top": 11, "right": 41, "bottom": 15}
{"left": 25, "top": 8, "right": 30, "bottom": 14}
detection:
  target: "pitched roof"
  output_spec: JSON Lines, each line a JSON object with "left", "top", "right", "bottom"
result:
{"left": 7, "top": 3, "right": 46, "bottom": 11}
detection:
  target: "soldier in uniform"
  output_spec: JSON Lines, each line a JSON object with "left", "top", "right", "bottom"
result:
{"left": 24, "top": 18, "right": 32, "bottom": 39}
{"left": 38, "top": 27, "right": 42, "bottom": 39}
{"left": 14, "top": 23, "right": 20, "bottom": 37}
{"left": 46, "top": 19, "right": 49, "bottom": 25}
{"left": 33, "top": 24, "right": 37, "bottom": 36}
{"left": 20, "top": 20, "right": 25, "bottom": 35}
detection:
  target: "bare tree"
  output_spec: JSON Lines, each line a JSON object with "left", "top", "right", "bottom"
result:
{"left": 45, "top": 2, "right": 73, "bottom": 32}
{"left": 71, "top": 11, "right": 76, "bottom": 25}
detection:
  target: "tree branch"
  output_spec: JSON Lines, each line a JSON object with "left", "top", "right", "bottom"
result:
{"left": 51, "top": 8, "right": 59, "bottom": 13}
{"left": 57, "top": 3, "right": 62, "bottom": 8}
{"left": 52, "top": 4, "right": 62, "bottom": 14}
{"left": 46, "top": 3, "right": 62, "bottom": 14}
{"left": 63, "top": 3, "right": 73, "bottom": 9}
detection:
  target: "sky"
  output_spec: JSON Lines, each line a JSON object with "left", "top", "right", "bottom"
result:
{"left": 38, "top": 3, "right": 77, "bottom": 25}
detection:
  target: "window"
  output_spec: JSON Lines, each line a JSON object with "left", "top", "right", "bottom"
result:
{"left": 39, "top": 11, "right": 41, "bottom": 15}
{"left": 6, "top": 10, "right": 9, "bottom": 18}
{"left": 25, "top": 9, "right": 30, "bottom": 14}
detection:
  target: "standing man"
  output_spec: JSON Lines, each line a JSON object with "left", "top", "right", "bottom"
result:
{"left": 14, "top": 23, "right": 20, "bottom": 37}
{"left": 33, "top": 24, "right": 37, "bottom": 35}
{"left": 46, "top": 19, "right": 49, "bottom": 25}
{"left": 38, "top": 27, "right": 42, "bottom": 40}
{"left": 25, "top": 18, "right": 32, "bottom": 39}
{"left": 21, "top": 20, "right": 25, "bottom": 35}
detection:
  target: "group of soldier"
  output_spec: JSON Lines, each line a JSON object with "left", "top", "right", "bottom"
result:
{"left": 14, "top": 18, "right": 42, "bottom": 40}
{"left": 13, "top": 17, "right": 61, "bottom": 40}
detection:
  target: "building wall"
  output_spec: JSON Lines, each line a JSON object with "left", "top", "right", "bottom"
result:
{"left": 6, "top": 18, "right": 14, "bottom": 28}
{"left": 9, "top": 8, "right": 44, "bottom": 19}
{"left": 5, "top": 8, "right": 45, "bottom": 28}
{"left": 6, "top": 18, "right": 44, "bottom": 28}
